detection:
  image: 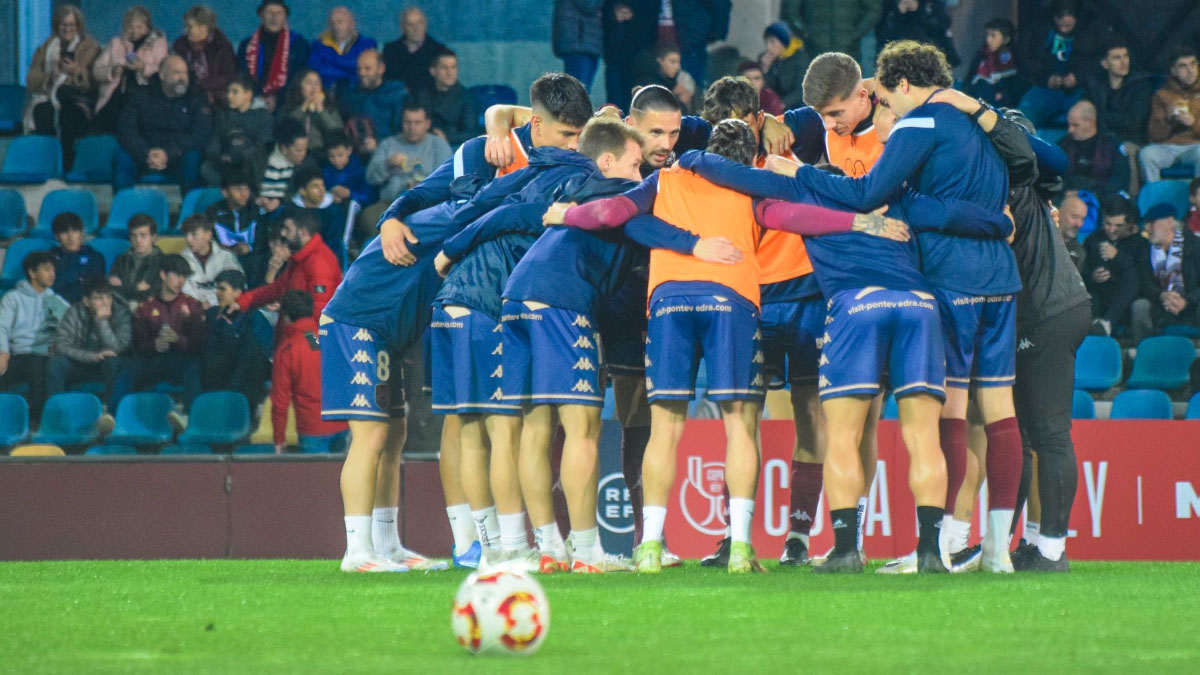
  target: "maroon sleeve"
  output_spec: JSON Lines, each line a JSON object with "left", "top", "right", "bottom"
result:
{"left": 562, "top": 196, "right": 640, "bottom": 231}
{"left": 754, "top": 199, "right": 856, "bottom": 236}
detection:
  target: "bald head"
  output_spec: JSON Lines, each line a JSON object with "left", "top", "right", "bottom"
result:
{"left": 356, "top": 49, "right": 385, "bottom": 89}
{"left": 160, "top": 55, "right": 190, "bottom": 98}
{"left": 1059, "top": 194, "right": 1087, "bottom": 238}
{"left": 401, "top": 6, "right": 428, "bottom": 44}
{"left": 328, "top": 6, "right": 356, "bottom": 42}
{"left": 1067, "top": 100, "right": 1097, "bottom": 141}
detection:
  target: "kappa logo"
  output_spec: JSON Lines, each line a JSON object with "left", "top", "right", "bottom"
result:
{"left": 751, "top": 374, "right": 763, "bottom": 387}
{"left": 645, "top": 377, "right": 654, "bottom": 390}
{"left": 825, "top": 314, "right": 834, "bottom": 325}
{"left": 350, "top": 350, "right": 374, "bottom": 364}
{"left": 491, "top": 343, "right": 503, "bottom": 355}
{"left": 491, "top": 365, "right": 503, "bottom": 378}
{"left": 571, "top": 315, "right": 592, "bottom": 328}
{"left": 823, "top": 332, "right": 831, "bottom": 343}
{"left": 819, "top": 354, "right": 829, "bottom": 366}
{"left": 573, "top": 357, "right": 596, "bottom": 371}
{"left": 753, "top": 329, "right": 762, "bottom": 340}
{"left": 492, "top": 323, "right": 503, "bottom": 333}
{"left": 1018, "top": 337, "right": 1034, "bottom": 351}
{"left": 573, "top": 335, "right": 595, "bottom": 349}
{"left": 819, "top": 375, "right": 831, "bottom": 388}
{"left": 350, "top": 372, "right": 371, "bottom": 386}
{"left": 490, "top": 387, "right": 504, "bottom": 401}
{"left": 791, "top": 509, "right": 812, "bottom": 522}
{"left": 571, "top": 379, "right": 595, "bottom": 393}
{"left": 644, "top": 355, "right": 652, "bottom": 367}
{"left": 352, "top": 328, "right": 373, "bottom": 341}
{"left": 350, "top": 394, "right": 370, "bottom": 408}
{"left": 752, "top": 351, "right": 764, "bottom": 364}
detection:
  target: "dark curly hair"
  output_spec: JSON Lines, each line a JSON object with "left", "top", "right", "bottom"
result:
{"left": 701, "top": 76, "right": 760, "bottom": 126}
{"left": 705, "top": 119, "right": 757, "bottom": 166}
{"left": 876, "top": 40, "right": 953, "bottom": 91}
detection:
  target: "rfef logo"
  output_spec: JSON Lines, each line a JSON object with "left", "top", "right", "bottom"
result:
{"left": 596, "top": 472, "right": 633, "bottom": 534}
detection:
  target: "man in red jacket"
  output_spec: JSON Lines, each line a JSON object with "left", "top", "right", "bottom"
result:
{"left": 272, "top": 290, "right": 349, "bottom": 454}
{"left": 237, "top": 209, "right": 342, "bottom": 319}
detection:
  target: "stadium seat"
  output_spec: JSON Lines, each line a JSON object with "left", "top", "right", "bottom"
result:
{"left": 882, "top": 393, "right": 899, "bottom": 420}
{"left": 178, "top": 187, "right": 223, "bottom": 224}
{"left": 0, "top": 189, "right": 27, "bottom": 239}
{"left": 0, "top": 393, "right": 31, "bottom": 447}
{"left": 32, "top": 393, "right": 104, "bottom": 446}
{"left": 1124, "top": 336, "right": 1196, "bottom": 390}
{"left": 469, "top": 84, "right": 518, "bottom": 127}
{"left": 104, "top": 188, "right": 170, "bottom": 238}
{"left": 234, "top": 444, "right": 276, "bottom": 454}
{"left": 1072, "top": 390, "right": 1095, "bottom": 419}
{"left": 84, "top": 444, "right": 137, "bottom": 455}
{"left": 64, "top": 135, "right": 119, "bottom": 183}
{"left": 34, "top": 189, "right": 99, "bottom": 237}
{"left": 1074, "top": 336, "right": 1124, "bottom": 391}
{"left": 1186, "top": 393, "right": 1200, "bottom": 420}
{"left": 89, "top": 238, "right": 130, "bottom": 273}
{"left": 9, "top": 444, "right": 66, "bottom": 457}
{"left": 105, "top": 393, "right": 177, "bottom": 446}
{"left": 1137, "top": 180, "right": 1190, "bottom": 222}
{"left": 0, "top": 84, "right": 24, "bottom": 132}
{"left": 0, "top": 238, "right": 55, "bottom": 290}
{"left": 178, "top": 392, "right": 251, "bottom": 445}
{"left": 156, "top": 236, "right": 187, "bottom": 254}
{"left": 1160, "top": 165, "right": 1196, "bottom": 180}
{"left": 159, "top": 443, "right": 213, "bottom": 455}
{"left": 0, "top": 135, "right": 62, "bottom": 183}
{"left": 1109, "top": 389, "right": 1174, "bottom": 420}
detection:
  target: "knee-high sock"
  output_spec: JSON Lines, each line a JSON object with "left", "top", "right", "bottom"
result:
{"left": 939, "top": 418, "right": 968, "bottom": 510}
{"left": 985, "top": 417, "right": 1022, "bottom": 510}
{"left": 788, "top": 461, "right": 823, "bottom": 537}
{"left": 622, "top": 425, "right": 649, "bottom": 543}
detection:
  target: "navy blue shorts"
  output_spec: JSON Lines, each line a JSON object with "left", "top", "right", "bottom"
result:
{"left": 645, "top": 291, "right": 764, "bottom": 403}
{"left": 500, "top": 300, "right": 605, "bottom": 407}
{"left": 319, "top": 316, "right": 407, "bottom": 421}
{"left": 819, "top": 288, "right": 945, "bottom": 402}
{"left": 760, "top": 298, "right": 825, "bottom": 388}
{"left": 429, "top": 304, "right": 515, "bottom": 415}
{"left": 934, "top": 289, "right": 1017, "bottom": 389}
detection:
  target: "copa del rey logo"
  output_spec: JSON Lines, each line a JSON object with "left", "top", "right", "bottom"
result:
{"left": 680, "top": 456, "right": 729, "bottom": 536}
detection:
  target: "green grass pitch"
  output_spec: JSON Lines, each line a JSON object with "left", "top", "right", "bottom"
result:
{"left": 3, "top": 560, "right": 1199, "bottom": 674}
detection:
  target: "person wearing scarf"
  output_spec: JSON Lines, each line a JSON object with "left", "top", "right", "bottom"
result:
{"left": 1130, "top": 204, "right": 1200, "bottom": 341}
{"left": 307, "top": 6, "right": 377, "bottom": 93}
{"left": 173, "top": 5, "right": 238, "bottom": 106}
{"left": 92, "top": 6, "right": 168, "bottom": 133}
{"left": 760, "top": 21, "right": 810, "bottom": 109}
{"left": 25, "top": 3, "right": 101, "bottom": 171}
{"left": 236, "top": 0, "right": 309, "bottom": 113}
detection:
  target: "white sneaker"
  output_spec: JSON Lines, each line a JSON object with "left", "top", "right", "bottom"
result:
{"left": 384, "top": 546, "right": 450, "bottom": 571}
{"left": 340, "top": 553, "right": 411, "bottom": 573}
{"left": 571, "top": 552, "right": 634, "bottom": 573}
{"left": 981, "top": 533, "right": 1014, "bottom": 574}
{"left": 875, "top": 550, "right": 918, "bottom": 575}
{"left": 661, "top": 546, "right": 683, "bottom": 568}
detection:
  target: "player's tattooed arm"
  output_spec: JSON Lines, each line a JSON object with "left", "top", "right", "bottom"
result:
{"left": 851, "top": 207, "right": 911, "bottom": 242}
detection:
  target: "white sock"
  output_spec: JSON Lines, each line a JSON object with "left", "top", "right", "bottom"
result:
{"left": 533, "top": 522, "right": 564, "bottom": 552}
{"left": 987, "top": 509, "right": 1015, "bottom": 549}
{"left": 371, "top": 507, "right": 401, "bottom": 556}
{"left": 570, "top": 527, "right": 599, "bottom": 563}
{"left": 642, "top": 505, "right": 667, "bottom": 544}
{"left": 855, "top": 497, "right": 867, "bottom": 551}
{"left": 344, "top": 515, "right": 373, "bottom": 558}
{"left": 785, "top": 531, "right": 810, "bottom": 548}
{"left": 471, "top": 506, "right": 500, "bottom": 549}
{"left": 729, "top": 498, "right": 754, "bottom": 544}
{"left": 1037, "top": 534, "right": 1066, "bottom": 561}
{"left": 948, "top": 518, "right": 971, "bottom": 554}
{"left": 1024, "top": 520, "right": 1040, "bottom": 544}
{"left": 445, "top": 503, "right": 476, "bottom": 553}
{"left": 498, "top": 512, "right": 529, "bottom": 552}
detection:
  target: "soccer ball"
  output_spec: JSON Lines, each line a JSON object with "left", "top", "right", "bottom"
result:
{"left": 451, "top": 570, "right": 550, "bottom": 656}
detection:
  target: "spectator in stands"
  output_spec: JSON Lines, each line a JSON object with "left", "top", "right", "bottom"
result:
{"left": 202, "top": 73, "right": 273, "bottom": 187}
{"left": 553, "top": 0, "right": 603, "bottom": 92}
{"left": 25, "top": 3, "right": 101, "bottom": 170}
{"left": 340, "top": 50, "right": 407, "bottom": 156}
{"left": 414, "top": 50, "right": 481, "bottom": 148}
{"left": 1059, "top": 100, "right": 1131, "bottom": 196}
{"left": 282, "top": 69, "right": 344, "bottom": 159}
{"left": 237, "top": 0, "right": 309, "bottom": 113}
{"left": 322, "top": 132, "right": 371, "bottom": 206}
{"left": 235, "top": 209, "right": 341, "bottom": 320}
{"left": 760, "top": 22, "right": 809, "bottom": 110}
{"left": 290, "top": 166, "right": 355, "bottom": 267}
{"left": 965, "top": 18, "right": 1022, "bottom": 108}
{"left": 736, "top": 60, "right": 783, "bottom": 116}
{"left": 179, "top": 215, "right": 243, "bottom": 309}
{"left": 1017, "top": 0, "right": 1096, "bottom": 128}
{"left": 366, "top": 100, "right": 452, "bottom": 205}
{"left": 201, "top": 269, "right": 272, "bottom": 406}
{"left": 47, "top": 276, "right": 131, "bottom": 404}
{"left": 49, "top": 213, "right": 105, "bottom": 304}
{"left": 779, "top": 0, "right": 880, "bottom": 64}
{"left": 114, "top": 55, "right": 211, "bottom": 194}
{"left": 271, "top": 290, "right": 349, "bottom": 453}
{"left": 261, "top": 226, "right": 293, "bottom": 287}
{"left": 875, "top": 0, "right": 959, "bottom": 67}
{"left": 117, "top": 253, "right": 205, "bottom": 408}
{"left": 1187, "top": 178, "right": 1200, "bottom": 235}
{"left": 382, "top": 7, "right": 447, "bottom": 95}
{"left": 206, "top": 171, "right": 263, "bottom": 258}
{"left": 659, "top": 0, "right": 732, "bottom": 94}
{"left": 602, "top": 0, "right": 657, "bottom": 112}
{"left": 0, "top": 251, "right": 69, "bottom": 423}
{"left": 259, "top": 118, "right": 315, "bottom": 203}
{"left": 92, "top": 6, "right": 168, "bottom": 134}
{"left": 108, "top": 213, "right": 161, "bottom": 308}
{"left": 1141, "top": 45, "right": 1200, "bottom": 183}
{"left": 638, "top": 43, "right": 694, "bottom": 112}
{"left": 1084, "top": 195, "right": 1145, "bottom": 336}
{"left": 173, "top": 5, "right": 238, "bottom": 106}
{"left": 1058, "top": 193, "right": 1088, "bottom": 272}
{"left": 1083, "top": 38, "right": 1154, "bottom": 147}
{"left": 1129, "top": 204, "right": 1200, "bottom": 341}
{"left": 308, "top": 6, "right": 377, "bottom": 93}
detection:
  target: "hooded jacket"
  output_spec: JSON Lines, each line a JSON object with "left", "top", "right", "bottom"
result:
{"left": 0, "top": 281, "right": 70, "bottom": 355}
{"left": 271, "top": 315, "right": 348, "bottom": 443}
{"left": 181, "top": 244, "right": 243, "bottom": 307}
{"left": 237, "top": 233, "right": 342, "bottom": 319}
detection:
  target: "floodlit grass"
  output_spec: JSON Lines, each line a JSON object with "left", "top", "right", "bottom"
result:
{"left": 2, "top": 560, "right": 1198, "bottom": 674}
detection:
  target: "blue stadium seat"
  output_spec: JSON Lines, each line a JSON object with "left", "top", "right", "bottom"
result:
{"left": 1072, "top": 390, "right": 1095, "bottom": 419}
{"left": 0, "top": 393, "right": 31, "bottom": 448}
{"left": 34, "top": 189, "right": 99, "bottom": 237}
{"left": 0, "top": 238, "right": 55, "bottom": 290}
{"left": 178, "top": 392, "right": 251, "bottom": 445}
{"left": 103, "top": 188, "right": 170, "bottom": 238}
{"left": 600, "top": 385, "right": 615, "bottom": 420}
{"left": 1124, "top": 336, "right": 1196, "bottom": 390}
{"left": 1074, "top": 336, "right": 1124, "bottom": 391}
{"left": 64, "top": 135, "right": 119, "bottom": 183}
{"left": 234, "top": 444, "right": 276, "bottom": 454}
{"left": 1109, "top": 389, "right": 1173, "bottom": 420}
{"left": 85, "top": 444, "right": 137, "bottom": 455}
{"left": 1185, "top": 393, "right": 1200, "bottom": 420}
{"left": 0, "top": 84, "right": 25, "bottom": 133}
{"left": 0, "top": 135, "right": 63, "bottom": 183}
{"left": 882, "top": 393, "right": 899, "bottom": 420}
{"left": 31, "top": 393, "right": 103, "bottom": 446}
{"left": 0, "top": 189, "right": 27, "bottom": 239}
{"left": 178, "top": 187, "right": 223, "bottom": 224}
{"left": 90, "top": 238, "right": 130, "bottom": 274}
{"left": 105, "top": 392, "right": 176, "bottom": 446}
{"left": 1137, "top": 180, "right": 1190, "bottom": 222}
{"left": 160, "top": 443, "right": 213, "bottom": 455}
{"left": 1160, "top": 165, "right": 1196, "bottom": 180}
{"left": 1036, "top": 127, "right": 1067, "bottom": 146}
{"left": 469, "top": 84, "right": 518, "bottom": 127}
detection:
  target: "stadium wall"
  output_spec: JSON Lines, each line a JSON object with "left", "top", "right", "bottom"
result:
{"left": 2, "top": 421, "right": 1199, "bottom": 562}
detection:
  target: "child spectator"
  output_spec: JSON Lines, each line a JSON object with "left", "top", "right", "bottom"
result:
{"left": 206, "top": 171, "right": 264, "bottom": 257}
{"left": 201, "top": 269, "right": 273, "bottom": 406}
{"left": 50, "top": 213, "right": 105, "bottom": 304}
{"left": 1187, "top": 178, "right": 1200, "bottom": 234}
{"left": 366, "top": 100, "right": 452, "bottom": 205}
{"left": 179, "top": 214, "right": 244, "bottom": 308}
{"left": 736, "top": 60, "right": 784, "bottom": 116}
{"left": 270, "top": 290, "right": 349, "bottom": 454}
{"left": 109, "top": 213, "right": 163, "bottom": 308}
{"left": 260, "top": 118, "right": 315, "bottom": 201}
{"left": 0, "top": 251, "right": 69, "bottom": 423}
{"left": 413, "top": 50, "right": 481, "bottom": 147}
{"left": 760, "top": 22, "right": 809, "bottom": 110}
{"left": 202, "top": 73, "right": 274, "bottom": 187}
{"left": 965, "top": 18, "right": 1022, "bottom": 108}
{"left": 322, "top": 131, "right": 372, "bottom": 206}
{"left": 291, "top": 166, "right": 355, "bottom": 268}
{"left": 47, "top": 276, "right": 131, "bottom": 405}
